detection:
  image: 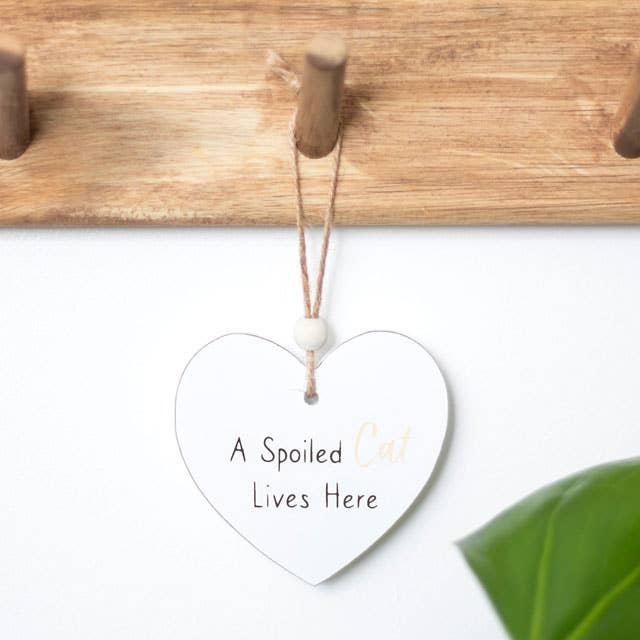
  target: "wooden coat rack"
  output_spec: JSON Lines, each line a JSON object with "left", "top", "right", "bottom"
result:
{"left": 1, "top": 1, "right": 640, "bottom": 226}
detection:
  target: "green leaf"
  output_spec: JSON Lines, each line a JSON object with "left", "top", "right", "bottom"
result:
{"left": 458, "top": 459, "right": 640, "bottom": 640}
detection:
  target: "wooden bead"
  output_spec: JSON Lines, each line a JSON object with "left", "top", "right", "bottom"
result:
{"left": 294, "top": 317, "right": 328, "bottom": 352}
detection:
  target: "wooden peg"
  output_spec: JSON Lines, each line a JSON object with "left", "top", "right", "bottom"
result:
{"left": 612, "top": 61, "right": 640, "bottom": 159}
{"left": 295, "top": 33, "right": 347, "bottom": 159}
{"left": 0, "top": 35, "right": 29, "bottom": 160}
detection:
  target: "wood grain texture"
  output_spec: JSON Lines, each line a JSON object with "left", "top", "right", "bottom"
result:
{"left": 0, "top": 0, "right": 639, "bottom": 225}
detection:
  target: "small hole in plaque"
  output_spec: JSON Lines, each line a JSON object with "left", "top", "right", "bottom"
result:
{"left": 304, "top": 392, "right": 319, "bottom": 406}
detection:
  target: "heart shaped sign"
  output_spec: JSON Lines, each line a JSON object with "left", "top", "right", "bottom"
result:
{"left": 175, "top": 331, "right": 448, "bottom": 584}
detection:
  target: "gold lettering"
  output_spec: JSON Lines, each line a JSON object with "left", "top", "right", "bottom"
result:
{"left": 354, "top": 423, "right": 413, "bottom": 466}
{"left": 355, "top": 421, "right": 378, "bottom": 468}
{"left": 397, "top": 427, "right": 412, "bottom": 463}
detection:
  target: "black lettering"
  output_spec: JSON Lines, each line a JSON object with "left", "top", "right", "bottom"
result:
{"left": 252, "top": 481, "right": 262, "bottom": 508}
{"left": 230, "top": 437, "right": 246, "bottom": 462}
{"left": 278, "top": 447, "right": 287, "bottom": 472}
{"left": 325, "top": 482, "right": 339, "bottom": 508}
{"left": 261, "top": 436, "right": 275, "bottom": 463}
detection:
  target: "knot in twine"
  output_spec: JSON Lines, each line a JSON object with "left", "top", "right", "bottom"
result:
{"left": 268, "top": 51, "right": 344, "bottom": 403}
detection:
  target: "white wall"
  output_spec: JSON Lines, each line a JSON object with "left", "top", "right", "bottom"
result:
{"left": 2, "top": 226, "right": 639, "bottom": 639}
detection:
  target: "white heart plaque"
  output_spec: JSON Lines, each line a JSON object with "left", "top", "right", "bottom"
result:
{"left": 175, "top": 331, "right": 448, "bottom": 585}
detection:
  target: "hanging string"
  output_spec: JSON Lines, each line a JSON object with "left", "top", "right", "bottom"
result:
{"left": 269, "top": 50, "right": 344, "bottom": 401}
{"left": 289, "top": 111, "right": 343, "bottom": 401}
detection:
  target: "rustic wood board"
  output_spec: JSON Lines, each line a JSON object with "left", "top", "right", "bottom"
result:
{"left": 1, "top": 1, "right": 639, "bottom": 225}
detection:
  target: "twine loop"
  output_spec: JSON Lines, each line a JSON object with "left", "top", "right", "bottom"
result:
{"left": 269, "top": 50, "right": 344, "bottom": 402}
{"left": 289, "top": 112, "right": 343, "bottom": 402}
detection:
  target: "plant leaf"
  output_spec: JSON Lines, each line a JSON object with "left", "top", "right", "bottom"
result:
{"left": 458, "top": 459, "right": 640, "bottom": 640}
